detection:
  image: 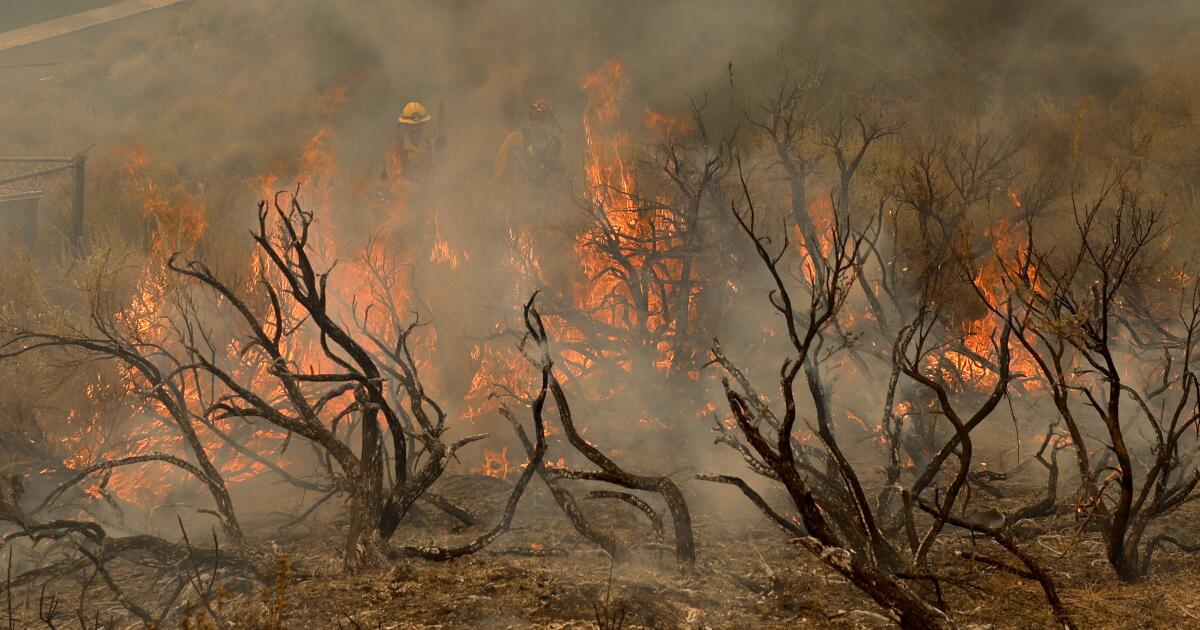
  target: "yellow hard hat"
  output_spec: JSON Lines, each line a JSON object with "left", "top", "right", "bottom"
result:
{"left": 398, "top": 101, "right": 432, "bottom": 125}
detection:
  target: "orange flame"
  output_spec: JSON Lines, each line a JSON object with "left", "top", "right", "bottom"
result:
{"left": 937, "top": 215, "right": 1043, "bottom": 391}
{"left": 472, "top": 447, "right": 511, "bottom": 481}
{"left": 575, "top": 60, "right": 697, "bottom": 377}
{"left": 643, "top": 109, "right": 695, "bottom": 137}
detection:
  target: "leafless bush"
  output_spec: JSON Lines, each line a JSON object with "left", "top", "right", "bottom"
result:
{"left": 1004, "top": 173, "right": 1200, "bottom": 582}
{"left": 698, "top": 77, "right": 1076, "bottom": 628}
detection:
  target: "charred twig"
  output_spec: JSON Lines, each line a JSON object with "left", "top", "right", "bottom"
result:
{"left": 76, "top": 546, "right": 151, "bottom": 625}
{"left": 593, "top": 557, "right": 626, "bottom": 630}
{"left": 37, "top": 580, "right": 61, "bottom": 629}
{"left": 504, "top": 406, "right": 624, "bottom": 560}
{"left": 586, "top": 491, "right": 665, "bottom": 543}
{"left": 390, "top": 296, "right": 550, "bottom": 561}
{"left": 176, "top": 517, "right": 221, "bottom": 622}
{"left": 485, "top": 545, "right": 568, "bottom": 558}
{"left": 695, "top": 474, "right": 803, "bottom": 537}
{"left": 1005, "top": 426, "right": 1067, "bottom": 527}
{"left": 419, "top": 492, "right": 477, "bottom": 528}
{"left": 912, "top": 495, "right": 1076, "bottom": 630}
{"left": 524, "top": 301, "right": 695, "bottom": 567}
{"left": 276, "top": 488, "right": 342, "bottom": 531}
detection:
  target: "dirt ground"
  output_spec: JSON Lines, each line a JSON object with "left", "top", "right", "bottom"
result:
{"left": 277, "top": 482, "right": 1200, "bottom": 629}
{"left": 15, "top": 470, "right": 1198, "bottom": 629}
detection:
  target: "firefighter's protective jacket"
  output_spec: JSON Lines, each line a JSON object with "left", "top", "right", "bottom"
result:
{"left": 492, "top": 121, "right": 562, "bottom": 186}
{"left": 384, "top": 128, "right": 435, "bottom": 187}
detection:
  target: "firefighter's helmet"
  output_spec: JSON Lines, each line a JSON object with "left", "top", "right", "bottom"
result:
{"left": 398, "top": 101, "right": 432, "bottom": 125}
{"left": 529, "top": 98, "right": 555, "bottom": 121}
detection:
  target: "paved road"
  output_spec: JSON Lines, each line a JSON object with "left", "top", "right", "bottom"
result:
{"left": 0, "top": 0, "right": 190, "bottom": 106}
{"left": 0, "top": 0, "right": 189, "bottom": 53}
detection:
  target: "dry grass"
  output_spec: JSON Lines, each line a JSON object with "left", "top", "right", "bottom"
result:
{"left": 7, "top": 472, "right": 1196, "bottom": 628}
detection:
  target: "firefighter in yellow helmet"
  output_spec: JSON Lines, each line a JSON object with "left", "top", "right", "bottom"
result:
{"left": 400, "top": 100, "right": 432, "bottom": 125}
{"left": 379, "top": 101, "right": 440, "bottom": 198}
{"left": 492, "top": 97, "right": 562, "bottom": 187}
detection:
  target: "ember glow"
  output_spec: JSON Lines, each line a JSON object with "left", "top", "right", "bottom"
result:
{"left": 472, "top": 447, "right": 511, "bottom": 480}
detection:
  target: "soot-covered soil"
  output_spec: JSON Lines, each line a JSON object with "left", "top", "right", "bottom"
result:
{"left": 17, "top": 472, "right": 1196, "bottom": 629}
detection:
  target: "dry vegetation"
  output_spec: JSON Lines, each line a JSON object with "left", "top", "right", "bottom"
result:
{"left": 4, "top": 1, "right": 1200, "bottom": 628}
